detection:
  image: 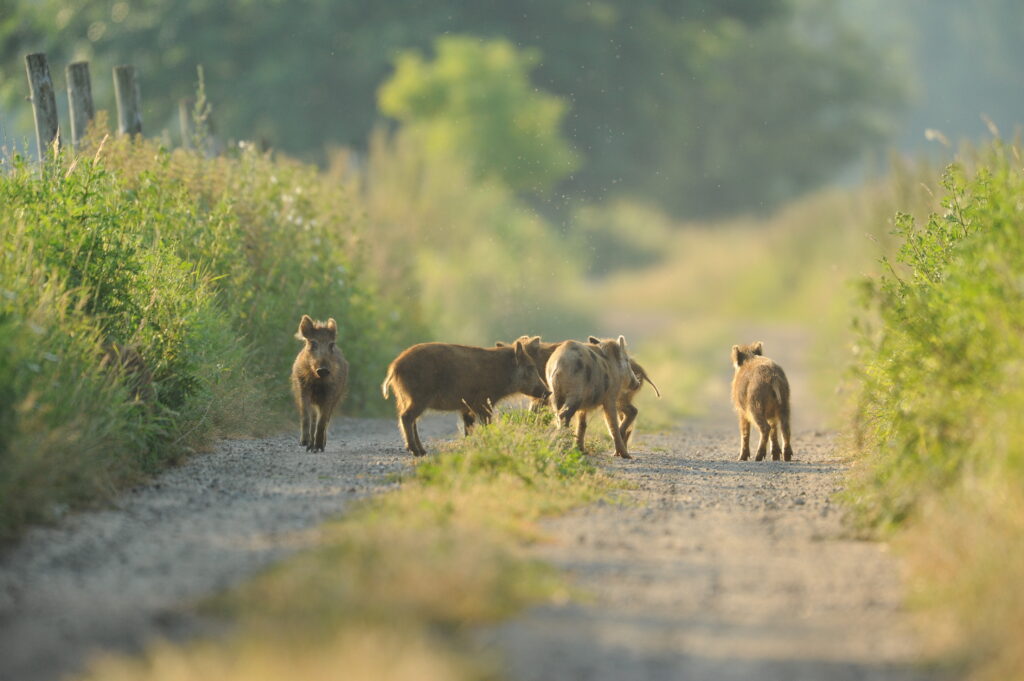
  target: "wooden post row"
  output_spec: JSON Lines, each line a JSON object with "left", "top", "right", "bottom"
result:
{"left": 113, "top": 65, "right": 142, "bottom": 136}
{"left": 66, "top": 61, "right": 95, "bottom": 148}
{"left": 24, "top": 53, "right": 60, "bottom": 161}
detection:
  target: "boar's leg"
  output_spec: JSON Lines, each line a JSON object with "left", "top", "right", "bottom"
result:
{"left": 619, "top": 403, "right": 639, "bottom": 446}
{"left": 738, "top": 414, "right": 751, "bottom": 461}
{"left": 769, "top": 423, "right": 782, "bottom": 461}
{"left": 780, "top": 414, "right": 793, "bottom": 462}
{"left": 603, "top": 401, "right": 632, "bottom": 459}
{"left": 299, "top": 394, "right": 313, "bottom": 448}
{"left": 574, "top": 411, "right": 588, "bottom": 454}
{"left": 313, "top": 402, "right": 334, "bottom": 452}
{"left": 753, "top": 414, "right": 771, "bottom": 462}
{"left": 399, "top": 407, "right": 427, "bottom": 457}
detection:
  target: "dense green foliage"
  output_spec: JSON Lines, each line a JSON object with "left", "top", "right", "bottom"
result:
{"left": 847, "top": 141, "right": 1024, "bottom": 679}
{"left": 1, "top": 0, "right": 901, "bottom": 217}
{"left": 849, "top": 144, "right": 1024, "bottom": 527}
{"left": 0, "top": 135, "right": 417, "bottom": 539}
{"left": 378, "top": 36, "right": 578, "bottom": 194}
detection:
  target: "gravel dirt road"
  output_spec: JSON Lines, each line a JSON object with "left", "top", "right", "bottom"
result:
{"left": 0, "top": 356, "right": 929, "bottom": 681}
{"left": 480, "top": 425, "right": 930, "bottom": 681}
{"left": 0, "top": 416, "right": 456, "bottom": 681}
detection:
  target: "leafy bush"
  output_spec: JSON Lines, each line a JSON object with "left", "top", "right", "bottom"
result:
{"left": 0, "top": 135, "right": 419, "bottom": 539}
{"left": 846, "top": 140, "right": 1024, "bottom": 680}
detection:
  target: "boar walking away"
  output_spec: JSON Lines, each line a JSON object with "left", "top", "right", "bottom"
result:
{"left": 731, "top": 341, "right": 793, "bottom": 461}
{"left": 381, "top": 340, "right": 550, "bottom": 457}
{"left": 547, "top": 336, "right": 639, "bottom": 458}
{"left": 495, "top": 335, "right": 564, "bottom": 412}
{"left": 291, "top": 315, "right": 349, "bottom": 452}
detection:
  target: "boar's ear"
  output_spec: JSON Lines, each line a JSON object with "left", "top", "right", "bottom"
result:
{"left": 587, "top": 336, "right": 600, "bottom": 344}
{"left": 527, "top": 336, "right": 541, "bottom": 351}
{"left": 513, "top": 340, "right": 528, "bottom": 365}
{"left": 326, "top": 318, "right": 338, "bottom": 337}
{"left": 618, "top": 335, "right": 628, "bottom": 352}
{"left": 297, "top": 314, "right": 315, "bottom": 340}
{"left": 752, "top": 341, "right": 764, "bottom": 356}
{"left": 495, "top": 341, "right": 507, "bottom": 347}
{"left": 731, "top": 345, "right": 743, "bottom": 367}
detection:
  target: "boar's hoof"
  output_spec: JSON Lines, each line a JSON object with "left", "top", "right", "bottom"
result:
{"left": 615, "top": 451, "right": 632, "bottom": 460}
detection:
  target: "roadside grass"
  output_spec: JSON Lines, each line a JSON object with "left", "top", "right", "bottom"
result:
{"left": 844, "top": 140, "right": 1024, "bottom": 680}
{"left": 0, "top": 133, "right": 418, "bottom": 540}
{"left": 76, "top": 412, "right": 617, "bottom": 681}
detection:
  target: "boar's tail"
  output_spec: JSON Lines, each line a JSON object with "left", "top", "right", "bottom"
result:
{"left": 641, "top": 371, "right": 662, "bottom": 398}
{"left": 381, "top": 369, "right": 394, "bottom": 399}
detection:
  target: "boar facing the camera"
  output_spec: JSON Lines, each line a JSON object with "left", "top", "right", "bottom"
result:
{"left": 291, "top": 315, "right": 349, "bottom": 452}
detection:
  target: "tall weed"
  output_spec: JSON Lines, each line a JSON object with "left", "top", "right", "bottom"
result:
{"left": 846, "top": 140, "right": 1024, "bottom": 680}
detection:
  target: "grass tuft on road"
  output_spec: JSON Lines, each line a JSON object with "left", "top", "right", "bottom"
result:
{"left": 77, "top": 412, "right": 616, "bottom": 681}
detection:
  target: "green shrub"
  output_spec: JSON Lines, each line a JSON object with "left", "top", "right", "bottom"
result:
{"left": 846, "top": 140, "right": 1024, "bottom": 680}
{"left": 0, "top": 136, "right": 419, "bottom": 539}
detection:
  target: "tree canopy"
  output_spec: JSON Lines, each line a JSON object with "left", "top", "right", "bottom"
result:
{"left": 1, "top": 0, "right": 903, "bottom": 217}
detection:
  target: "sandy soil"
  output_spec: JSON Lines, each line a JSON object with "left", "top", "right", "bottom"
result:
{"left": 479, "top": 426, "right": 931, "bottom": 681}
{"left": 0, "top": 416, "right": 457, "bottom": 681}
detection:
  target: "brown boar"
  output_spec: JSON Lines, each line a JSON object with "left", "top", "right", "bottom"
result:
{"left": 731, "top": 341, "right": 793, "bottom": 462}
{"left": 495, "top": 335, "right": 564, "bottom": 411}
{"left": 381, "top": 340, "right": 550, "bottom": 457}
{"left": 547, "top": 336, "right": 639, "bottom": 458}
{"left": 291, "top": 315, "right": 349, "bottom": 452}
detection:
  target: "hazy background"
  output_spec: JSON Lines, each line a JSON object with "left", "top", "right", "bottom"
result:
{"left": 2, "top": 0, "right": 1021, "bottom": 425}
{"left": 3, "top": 0, "right": 1022, "bottom": 218}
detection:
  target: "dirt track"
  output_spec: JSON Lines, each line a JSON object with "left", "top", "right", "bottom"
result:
{"left": 0, "top": 415, "right": 928, "bottom": 681}
{"left": 480, "top": 425, "right": 929, "bottom": 681}
{"left": 0, "top": 417, "right": 457, "bottom": 681}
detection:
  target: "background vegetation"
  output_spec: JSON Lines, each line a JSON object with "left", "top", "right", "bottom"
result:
{"left": 1, "top": 0, "right": 902, "bottom": 218}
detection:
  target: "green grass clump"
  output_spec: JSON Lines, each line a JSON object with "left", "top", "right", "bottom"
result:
{"left": 0, "top": 135, "right": 419, "bottom": 540}
{"left": 845, "top": 140, "right": 1024, "bottom": 680}
{"left": 77, "top": 413, "right": 615, "bottom": 681}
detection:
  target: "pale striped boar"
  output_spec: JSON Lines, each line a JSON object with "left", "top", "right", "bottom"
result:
{"left": 381, "top": 340, "right": 550, "bottom": 457}
{"left": 547, "top": 336, "right": 639, "bottom": 458}
{"left": 291, "top": 315, "right": 349, "bottom": 452}
{"left": 731, "top": 341, "right": 793, "bottom": 461}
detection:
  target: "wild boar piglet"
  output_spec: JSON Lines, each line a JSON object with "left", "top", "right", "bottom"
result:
{"left": 731, "top": 341, "right": 792, "bottom": 462}
{"left": 547, "top": 335, "right": 639, "bottom": 458}
{"left": 382, "top": 340, "right": 549, "bottom": 456}
{"left": 291, "top": 315, "right": 348, "bottom": 452}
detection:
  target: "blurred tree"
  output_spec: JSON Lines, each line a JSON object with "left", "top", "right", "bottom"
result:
{"left": 378, "top": 36, "right": 578, "bottom": 194}
{"left": 0, "top": 0, "right": 902, "bottom": 217}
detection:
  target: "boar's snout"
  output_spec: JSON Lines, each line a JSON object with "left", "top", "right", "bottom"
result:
{"left": 315, "top": 367, "right": 331, "bottom": 378}
{"left": 533, "top": 387, "right": 552, "bottom": 401}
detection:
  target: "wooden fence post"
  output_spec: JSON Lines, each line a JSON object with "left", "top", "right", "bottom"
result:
{"left": 24, "top": 53, "right": 60, "bottom": 161}
{"left": 66, "top": 61, "right": 94, "bottom": 148}
{"left": 113, "top": 65, "right": 142, "bottom": 136}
